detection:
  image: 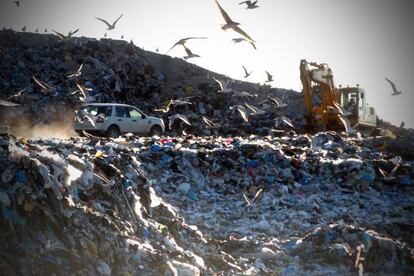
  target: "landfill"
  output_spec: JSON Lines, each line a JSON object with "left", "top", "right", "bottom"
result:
{"left": 0, "top": 30, "right": 414, "bottom": 275}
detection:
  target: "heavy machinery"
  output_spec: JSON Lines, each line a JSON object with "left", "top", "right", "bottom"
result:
{"left": 300, "top": 59, "right": 376, "bottom": 132}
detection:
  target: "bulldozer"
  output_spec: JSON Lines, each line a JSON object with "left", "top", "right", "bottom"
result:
{"left": 300, "top": 59, "right": 377, "bottom": 132}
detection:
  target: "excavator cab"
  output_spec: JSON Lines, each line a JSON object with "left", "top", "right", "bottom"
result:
{"left": 338, "top": 86, "right": 377, "bottom": 128}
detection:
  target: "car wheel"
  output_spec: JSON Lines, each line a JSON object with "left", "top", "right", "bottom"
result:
{"left": 106, "top": 125, "right": 120, "bottom": 138}
{"left": 149, "top": 125, "right": 162, "bottom": 137}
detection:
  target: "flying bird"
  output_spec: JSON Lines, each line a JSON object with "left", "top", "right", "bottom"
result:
{"left": 245, "top": 103, "right": 265, "bottom": 115}
{"left": 7, "top": 89, "right": 26, "bottom": 101}
{"left": 169, "top": 114, "right": 191, "bottom": 129}
{"left": 213, "top": 77, "right": 233, "bottom": 93}
{"left": 202, "top": 116, "right": 221, "bottom": 128}
{"left": 232, "top": 37, "right": 256, "bottom": 50}
{"left": 13, "top": 1, "right": 20, "bottom": 7}
{"left": 71, "top": 83, "right": 93, "bottom": 102}
{"left": 233, "top": 91, "right": 254, "bottom": 99}
{"left": 265, "top": 71, "right": 274, "bottom": 82}
{"left": 214, "top": 0, "right": 255, "bottom": 43}
{"left": 67, "top": 63, "right": 84, "bottom": 78}
{"left": 385, "top": 78, "right": 402, "bottom": 96}
{"left": 166, "top": 37, "right": 207, "bottom": 54}
{"left": 230, "top": 105, "right": 249, "bottom": 123}
{"left": 95, "top": 14, "right": 123, "bottom": 30}
{"left": 75, "top": 109, "right": 96, "bottom": 127}
{"left": 242, "top": 65, "right": 252, "bottom": 78}
{"left": 153, "top": 99, "right": 192, "bottom": 113}
{"left": 32, "top": 76, "right": 52, "bottom": 94}
{"left": 239, "top": 1, "right": 259, "bottom": 9}
{"left": 266, "top": 96, "right": 288, "bottom": 108}
{"left": 52, "top": 29, "right": 79, "bottom": 40}
{"left": 0, "top": 100, "right": 20, "bottom": 107}
{"left": 275, "top": 116, "right": 294, "bottom": 129}
{"left": 182, "top": 45, "right": 200, "bottom": 60}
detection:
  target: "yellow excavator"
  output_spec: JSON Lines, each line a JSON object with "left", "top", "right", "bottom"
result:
{"left": 300, "top": 59, "right": 377, "bottom": 132}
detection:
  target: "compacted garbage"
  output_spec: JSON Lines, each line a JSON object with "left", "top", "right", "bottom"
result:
{"left": 0, "top": 30, "right": 413, "bottom": 275}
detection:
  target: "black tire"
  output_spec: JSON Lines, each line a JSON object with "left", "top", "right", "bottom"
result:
{"left": 149, "top": 125, "right": 163, "bottom": 137}
{"left": 106, "top": 125, "right": 120, "bottom": 138}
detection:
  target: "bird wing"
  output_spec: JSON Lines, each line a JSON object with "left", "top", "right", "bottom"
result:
{"left": 182, "top": 37, "right": 208, "bottom": 42}
{"left": 77, "top": 63, "right": 84, "bottom": 74}
{"left": 249, "top": 41, "right": 257, "bottom": 50}
{"left": 252, "top": 1, "right": 258, "bottom": 5}
{"left": 32, "top": 76, "right": 50, "bottom": 92}
{"left": 385, "top": 78, "right": 397, "bottom": 93}
{"left": 233, "top": 26, "right": 255, "bottom": 43}
{"left": 215, "top": 0, "right": 234, "bottom": 24}
{"left": 239, "top": 1, "right": 249, "bottom": 5}
{"left": 242, "top": 65, "right": 248, "bottom": 76}
{"left": 236, "top": 106, "right": 249, "bottom": 122}
{"left": 213, "top": 77, "right": 225, "bottom": 91}
{"left": 52, "top": 29, "right": 65, "bottom": 39}
{"left": 266, "top": 71, "right": 273, "bottom": 81}
{"left": 0, "top": 100, "right": 20, "bottom": 107}
{"left": 84, "top": 114, "right": 96, "bottom": 127}
{"left": 166, "top": 41, "right": 182, "bottom": 54}
{"left": 95, "top": 17, "right": 112, "bottom": 28}
{"left": 112, "top": 14, "right": 123, "bottom": 26}
{"left": 182, "top": 45, "right": 193, "bottom": 56}
{"left": 69, "top": 28, "right": 79, "bottom": 36}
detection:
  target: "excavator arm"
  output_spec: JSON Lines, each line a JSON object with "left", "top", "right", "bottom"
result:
{"left": 300, "top": 59, "right": 349, "bottom": 132}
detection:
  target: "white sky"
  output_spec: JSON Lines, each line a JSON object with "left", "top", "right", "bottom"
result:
{"left": 1, "top": 0, "right": 413, "bottom": 127}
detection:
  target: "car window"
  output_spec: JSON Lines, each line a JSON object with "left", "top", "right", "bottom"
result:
{"left": 97, "top": 106, "right": 112, "bottom": 116}
{"left": 129, "top": 108, "right": 142, "bottom": 119}
{"left": 115, "top": 106, "right": 131, "bottom": 118}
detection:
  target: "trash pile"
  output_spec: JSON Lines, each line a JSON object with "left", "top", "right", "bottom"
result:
{"left": 0, "top": 30, "right": 304, "bottom": 137}
{"left": 1, "top": 130, "right": 413, "bottom": 274}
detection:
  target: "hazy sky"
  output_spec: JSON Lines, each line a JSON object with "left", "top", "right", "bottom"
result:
{"left": 1, "top": 0, "right": 413, "bottom": 127}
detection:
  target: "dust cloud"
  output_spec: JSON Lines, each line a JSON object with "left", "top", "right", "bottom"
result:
{"left": 2, "top": 108, "right": 78, "bottom": 139}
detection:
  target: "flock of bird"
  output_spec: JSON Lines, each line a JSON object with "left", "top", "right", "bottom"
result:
{"left": 5, "top": 0, "right": 405, "bottom": 128}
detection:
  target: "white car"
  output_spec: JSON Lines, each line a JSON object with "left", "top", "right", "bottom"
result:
{"left": 74, "top": 103, "right": 165, "bottom": 137}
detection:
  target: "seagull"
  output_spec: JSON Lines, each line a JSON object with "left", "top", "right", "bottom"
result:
{"left": 153, "top": 99, "right": 192, "bottom": 113}
{"left": 265, "top": 96, "right": 288, "bottom": 108}
{"left": 35, "top": 28, "right": 38, "bottom": 33}
{"left": 202, "top": 116, "right": 221, "bottom": 128}
{"left": 7, "top": 89, "right": 26, "bottom": 101}
{"left": 21, "top": 25, "right": 26, "bottom": 32}
{"left": 67, "top": 63, "right": 84, "bottom": 78}
{"left": 71, "top": 83, "right": 93, "bottom": 102}
{"left": 242, "top": 65, "right": 252, "bottom": 78}
{"left": 44, "top": 28, "right": 48, "bottom": 33}
{"left": 104, "top": 33, "right": 107, "bottom": 37}
{"left": 230, "top": 105, "right": 249, "bottom": 122}
{"left": 95, "top": 14, "right": 123, "bottom": 30}
{"left": 239, "top": 1, "right": 259, "bottom": 9}
{"left": 166, "top": 37, "right": 207, "bottom": 54}
{"left": 214, "top": 0, "right": 255, "bottom": 43}
{"left": 75, "top": 109, "right": 96, "bottom": 127}
{"left": 213, "top": 77, "right": 233, "bottom": 93}
{"left": 265, "top": 71, "right": 274, "bottom": 82}
{"left": 233, "top": 91, "right": 254, "bottom": 99}
{"left": 232, "top": 38, "right": 256, "bottom": 50}
{"left": 32, "top": 76, "right": 52, "bottom": 94}
{"left": 169, "top": 114, "right": 191, "bottom": 129}
{"left": 13, "top": 1, "right": 20, "bottom": 7}
{"left": 182, "top": 45, "right": 200, "bottom": 60}
{"left": 385, "top": 78, "right": 402, "bottom": 96}
{"left": 245, "top": 103, "right": 265, "bottom": 115}
{"left": 52, "top": 29, "right": 79, "bottom": 40}
{"left": 0, "top": 100, "right": 20, "bottom": 107}
{"left": 275, "top": 116, "right": 294, "bottom": 128}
